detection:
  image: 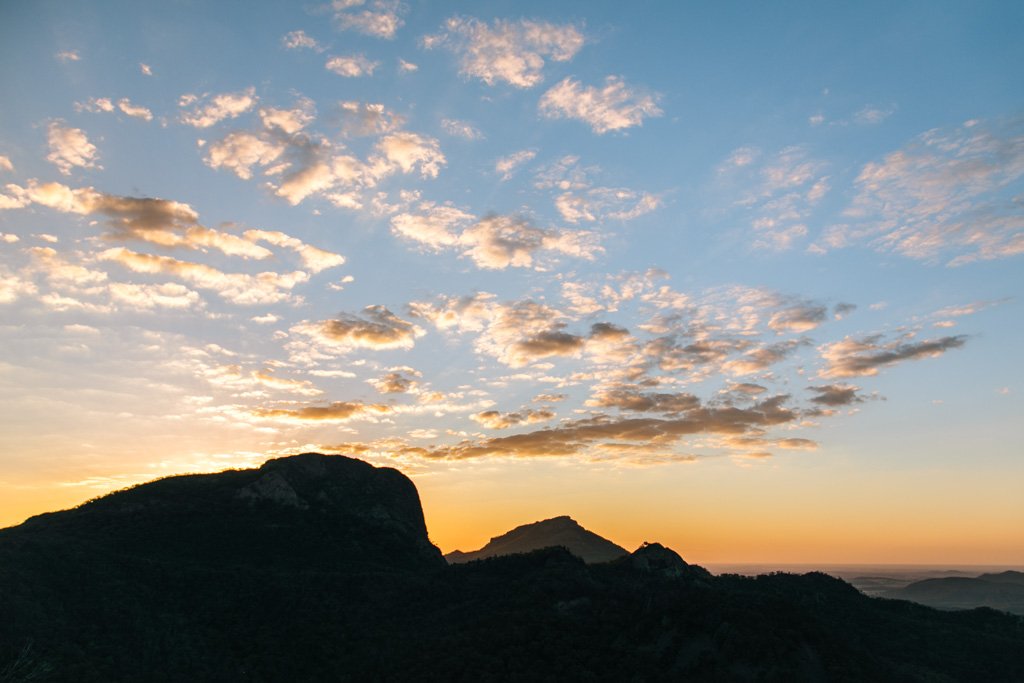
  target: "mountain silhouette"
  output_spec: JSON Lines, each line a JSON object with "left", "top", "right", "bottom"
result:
{"left": 883, "top": 571, "right": 1024, "bottom": 615}
{"left": 446, "top": 515, "right": 628, "bottom": 564}
{"left": 1, "top": 453, "right": 1023, "bottom": 681}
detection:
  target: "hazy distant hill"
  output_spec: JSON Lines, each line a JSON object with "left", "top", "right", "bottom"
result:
{"left": 883, "top": 571, "right": 1024, "bottom": 615}
{"left": 1, "top": 453, "right": 1023, "bottom": 682}
{"left": 446, "top": 515, "right": 628, "bottom": 564}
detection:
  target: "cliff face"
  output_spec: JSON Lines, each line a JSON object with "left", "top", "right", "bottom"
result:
{"left": 9, "top": 452, "right": 445, "bottom": 573}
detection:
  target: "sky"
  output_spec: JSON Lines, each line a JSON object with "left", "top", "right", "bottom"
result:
{"left": 0, "top": 1, "right": 1022, "bottom": 565}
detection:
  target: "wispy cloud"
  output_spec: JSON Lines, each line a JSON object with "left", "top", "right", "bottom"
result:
{"left": 325, "top": 54, "right": 379, "bottom": 77}
{"left": 539, "top": 76, "right": 662, "bottom": 134}
{"left": 815, "top": 117, "right": 1024, "bottom": 265}
{"left": 46, "top": 122, "right": 100, "bottom": 175}
{"left": 179, "top": 88, "right": 257, "bottom": 128}
{"left": 423, "top": 17, "right": 584, "bottom": 88}
{"left": 332, "top": 0, "right": 405, "bottom": 40}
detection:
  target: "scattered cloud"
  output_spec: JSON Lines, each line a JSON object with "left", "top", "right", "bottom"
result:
{"left": 442, "top": 118, "right": 484, "bottom": 140}
{"left": 292, "top": 306, "right": 425, "bottom": 353}
{"left": 333, "top": 0, "right": 405, "bottom": 39}
{"left": 391, "top": 203, "right": 601, "bottom": 269}
{"left": 815, "top": 118, "right": 1024, "bottom": 265}
{"left": 369, "top": 367, "right": 421, "bottom": 393}
{"left": 117, "top": 98, "right": 153, "bottom": 121}
{"left": 398, "top": 59, "right": 418, "bottom": 73}
{"left": 807, "top": 383, "right": 864, "bottom": 407}
{"left": 46, "top": 122, "right": 100, "bottom": 175}
{"left": 336, "top": 101, "right": 403, "bottom": 137}
{"left": 179, "top": 87, "right": 257, "bottom": 128}
{"left": 325, "top": 54, "right": 379, "bottom": 78}
{"left": 720, "top": 145, "right": 829, "bottom": 251}
{"left": 471, "top": 408, "right": 555, "bottom": 429}
{"left": 854, "top": 105, "right": 895, "bottom": 125}
{"left": 139, "top": 63, "right": 153, "bottom": 76}
{"left": 0, "top": 156, "right": 13, "bottom": 173}
{"left": 423, "top": 17, "right": 584, "bottom": 88}
{"left": 55, "top": 50, "right": 80, "bottom": 62}
{"left": 254, "top": 400, "right": 392, "bottom": 422}
{"left": 820, "top": 333, "right": 967, "bottom": 378}
{"left": 539, "top": 76, "right": 662, "bottom": 134}
{"left": 282, "top": 30, "right": 322, "bottom": 51}
{"left": 495, "top": 149, "right": 536, "bottom": 180}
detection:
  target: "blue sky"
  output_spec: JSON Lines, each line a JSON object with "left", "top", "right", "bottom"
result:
{"left": 1, "top": 1, "right": 1021, "bottom": 562}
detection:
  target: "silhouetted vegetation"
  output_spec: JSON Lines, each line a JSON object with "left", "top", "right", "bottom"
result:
{"left": 1, "top": 454, "right": 1022, "bottom": 681}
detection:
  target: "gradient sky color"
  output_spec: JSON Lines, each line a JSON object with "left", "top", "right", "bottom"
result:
{"left": 1, "top": 1, "right": 1022, "bottom": 564}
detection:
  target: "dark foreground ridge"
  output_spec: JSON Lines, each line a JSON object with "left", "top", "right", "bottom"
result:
{"left": 1, "top": 454, "right": 1022, "bottom": 682}
{"left": 445, "top": 514, "right": 628, "bottom": 564}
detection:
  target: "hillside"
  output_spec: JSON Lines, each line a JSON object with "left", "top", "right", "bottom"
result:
{"left": 1, "top": 454, "right": 1023, "bottom": 682}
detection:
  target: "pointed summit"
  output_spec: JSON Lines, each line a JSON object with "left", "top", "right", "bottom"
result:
{"left": 445, "top": 515, "right": 628, "bottom": 564}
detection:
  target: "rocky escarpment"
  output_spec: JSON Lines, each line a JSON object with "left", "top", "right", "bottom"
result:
{"left": 11, "top": 452, "right": 444, "bottom": 573}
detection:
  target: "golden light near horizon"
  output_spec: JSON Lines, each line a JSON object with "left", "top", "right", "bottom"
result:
{"left": 0, "top": 1, "right": 1022, "bottom": 566}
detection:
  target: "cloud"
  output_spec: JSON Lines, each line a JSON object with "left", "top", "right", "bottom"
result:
{"left": 259, "top": 98, "right": 316, "bottom": 134}
{"left": 495, "top": 149, "right": 536, "bottom": 180}
{"left": 47, "top": 122, "right": 99, "bottom": 175}
{"left": 535, "top": 155, "right": 661, "bottom": 223}
{"left": 719, "top": 145, "right": 829, "bottom": 251}
{"left": 8, "top": 181, "right": 317, "bottom": 262}
{"left": 376, "top": 132, "right": 445, "bottom": 177}
{"left": 539, "top": 76, "right": 662, "bottom": 134}
{"left": 254, "top": 400, "right": 392, "bottom": 422}
{"left": 854, "top": 105, "right": 895, "bottom": 125}
{"left": 56, "top": 50, "right": 80, "bottom": 62}
{"left": 333, "top": 0, "right": 405, "bottom": 39}
{"left": 98, "top": 247, "right": 309, "bottom": 305}
{"left": 282, "top": 30, "right": 322, "bottom": 51}
{"left": 243, "top": 229, "right": 345, "bottom": 273}
{"left": 833, "top": 302, "right": 857, "bottom": 320}
{"left": 555, "top": 187, "right": 661, "bottom": 223}
{"left": 768, "top": 303, "right": 827, "bottom": 333}
{"left": 820, "top": 334, "right": 967, "bottom": 378}
{"left": 179, "top": 88, "right": 257, "bottom": 128}
{"left": 816, "top": 118, "right": 1024, "bottom": 264}
{"left": 292, "top": 305, "right": 425, "bottom": 353}
{"left": 807, "top": 383, "right": 865, "bottom": 407}
{"left": 336, "top": 101, "right": 404, "bottom": 137}
{"left": 442, "top": 118, "right": 484, "bottom": 140}
{"left": 471, "top": 408, "right": 555, "bottom": 429}
{"left": 117, "top": 98, "right": 153, "bottom": 121}
{"left": 76, "top": 97, "right": 115, "bottom": 113}
{"left": 202, "top": 114, "right": 445, "bottom": 206}
{"left": 423, "top": 17, "right": 584, "bottom": 88}
{"left": 401, "top": 395, "right": 799, "bottom": 461}
{"left": 139, "top": 63, "right": 153, "bottom": 76}
{"left": 325, "top": 55, "right": 379, "bottom": 78}
{"left": 722, "top": 340, "right": 804, "bottom": 375}
{"left": 586, "top": 386, "right": 700, "bottom": 414}
{"left": 205, "top": 132, "right": 288, "bottom": 179}
{"left": 392, "top": 204, "right": 601, "bottom": 269}
{"left": 0, "top": 156, "right": 12, "bottom": 173}
{"left": 369, "top": 367, "right": 420, "bottom": 393}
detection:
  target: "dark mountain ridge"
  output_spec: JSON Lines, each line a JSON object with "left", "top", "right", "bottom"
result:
{"left": 2, "top": 453, "right": 1022, "bottom": 682}
{"left": 446, "top": 514, "right": 628, "bottom": 564}
{"left": 883, "top": 571, "right": 1024, "bottom": 615}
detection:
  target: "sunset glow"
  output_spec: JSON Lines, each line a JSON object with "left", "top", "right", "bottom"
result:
{"left": 1, "top": 1, "right": 1021, "bottom": 565}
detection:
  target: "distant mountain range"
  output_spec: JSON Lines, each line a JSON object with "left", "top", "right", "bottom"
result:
{"left": 1, "top": 453, "right": 1022, "bottom": 681}
{"left": 881, "top": 571, "right": 1024, "bottom": 615}
{"left": 446, "top": 515, "right": 628, "bottom": 564}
